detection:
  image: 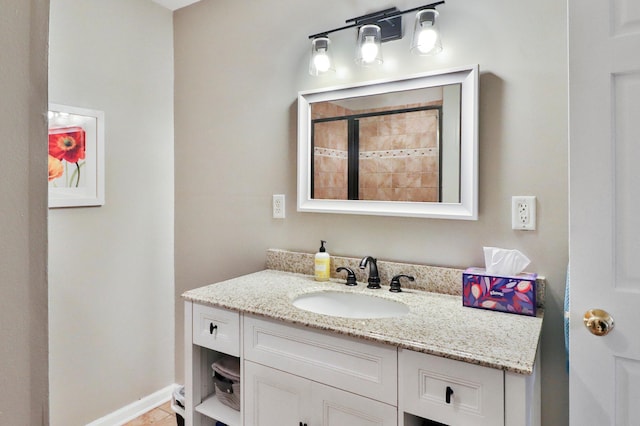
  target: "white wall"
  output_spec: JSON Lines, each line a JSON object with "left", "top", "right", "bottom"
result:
{"left": 174, "top": 1, "right": 568, "bottom": 425}
{"left": 0, "top": 1, "right": 49, "bottom": 424}
{"left": 48, "top": 0, "right": 175, "bottom": 424}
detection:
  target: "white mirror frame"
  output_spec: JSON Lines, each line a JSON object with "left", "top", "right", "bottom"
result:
{"left": 297, "top": 64, "right": 479, "bottom": 220}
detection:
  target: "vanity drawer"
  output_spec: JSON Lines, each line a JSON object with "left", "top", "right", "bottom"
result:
{"left": 192, "top": 303, "right": 240, "bottom": 356}
{"left": 243, "top": 315, "right": 397, "bottom": 405}
{"left": 399, "top": 349, "right": 504, "bottom": 426}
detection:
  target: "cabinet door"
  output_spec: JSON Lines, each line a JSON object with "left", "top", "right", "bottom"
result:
{"left": 244, "top": 315, "right": 397, "bottom": 405}
{"left": 244, "top": 361, "right": 312, "bottom": 426}
{"left": 399, "top": 349, "right": 504, "bottom": 426}
{"left": 312, "top": 381, "right": 397, "bottom": 426}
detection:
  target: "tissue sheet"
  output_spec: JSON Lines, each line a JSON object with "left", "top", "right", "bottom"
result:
{"left": 483, "top": 246, "right": 530, "bottom": 276}
{"left": 463, "top": 267, "right": 537, "bottom": 316}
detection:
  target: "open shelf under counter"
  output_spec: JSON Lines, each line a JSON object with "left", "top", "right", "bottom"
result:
{"left": 195, "top": 393, "right": 241, "bottom": 426}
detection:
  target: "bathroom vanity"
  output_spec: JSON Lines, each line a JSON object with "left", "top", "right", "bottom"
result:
{"left": 182, "top": 252, "right": 542, "bottom": 426}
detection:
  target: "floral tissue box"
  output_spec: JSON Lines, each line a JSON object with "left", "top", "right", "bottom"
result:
{"left": 462, "top": 267, "right": 537, "bottom": 316}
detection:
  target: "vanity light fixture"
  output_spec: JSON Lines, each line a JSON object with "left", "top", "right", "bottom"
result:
{"left": 307, "top": 1, "right": 445, "bottom": 76}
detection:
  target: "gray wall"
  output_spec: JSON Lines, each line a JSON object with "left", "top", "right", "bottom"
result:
{"left": 48, "top": 0, "right": 175, "bottom": 423}
{"left": 0, "top": 0, "right": 49, "bottom": 424}
{"left": 174, "top": 1, "right": 568, "bottom": 425}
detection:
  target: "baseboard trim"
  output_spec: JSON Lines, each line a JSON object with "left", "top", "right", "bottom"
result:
{"left": 86, "top": 383, "right": 179, "bottom": 426}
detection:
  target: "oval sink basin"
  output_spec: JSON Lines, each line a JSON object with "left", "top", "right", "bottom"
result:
{"left": 292, "top": 291, "right": 409, "bottom": 319}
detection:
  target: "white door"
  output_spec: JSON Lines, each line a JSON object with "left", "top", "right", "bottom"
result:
{"left": 569, "top": 0, "right": 640, "bottom": 425}
{"left": 244, "top": 361, "right": 312, "bottom": 426}
{"left": 312, "top": 381, "right": 397, "bottom": 426}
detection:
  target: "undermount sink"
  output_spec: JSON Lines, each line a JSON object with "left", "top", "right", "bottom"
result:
{"left": 292, "top": 291, "right": 409, "bottom": 319}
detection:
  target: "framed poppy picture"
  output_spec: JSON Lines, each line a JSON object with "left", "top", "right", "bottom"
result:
{"left": 48, "top": 104, "right": 105, "bottom": 208}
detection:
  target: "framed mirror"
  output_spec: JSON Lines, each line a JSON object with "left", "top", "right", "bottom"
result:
{"left": 297, "top": 65, "right": 478, "bottom": 219}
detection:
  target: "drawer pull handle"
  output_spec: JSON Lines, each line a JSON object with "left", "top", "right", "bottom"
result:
{"left": 446, "top": 386, "right": 454, "bottom": 404}
{"left": 209, "top": 323, "right": 218, "bottom": 334}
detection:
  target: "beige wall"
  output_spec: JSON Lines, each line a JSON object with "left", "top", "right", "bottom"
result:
{"left": 0, "top": 0, "right": 49, "bottom": 424}
{"left": 48, "top": 0, "right": 175, "bottom": 423}
{"left": 175, "top": 1, "right": 568, "bottom": 425}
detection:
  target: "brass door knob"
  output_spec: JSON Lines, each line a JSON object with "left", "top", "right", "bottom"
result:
{"left": 583, "top": 309, "right": 615, "bottom": 336}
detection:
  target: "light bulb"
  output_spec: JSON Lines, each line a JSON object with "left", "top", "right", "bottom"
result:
{"left": 309, "top": 36, "right": 334, "bottom": 76}
{"left": 313, "top": 49, "right": 331, "bottom": 73}
{"left": 416, "top": 28, "right": 438, "bottom": 54}
{"left": 355, "top": 24, "right": 383, "bottom": 66}
{"left": 410, "top": 9, "right": 442, "bottom": 56}
{"left": 360, "top": 36, "right": 379, "bottom": 64}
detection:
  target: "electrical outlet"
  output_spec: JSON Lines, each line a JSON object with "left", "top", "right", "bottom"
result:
{"left": 512, "top": 196, "right": 536, "bottom": 230}
{"left": 273, "top": 194, "right": 285, "bottom": 219}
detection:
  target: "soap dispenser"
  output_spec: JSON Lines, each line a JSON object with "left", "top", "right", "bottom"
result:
{"left": 314, "top": 240, "right": 330, "bottom": 282}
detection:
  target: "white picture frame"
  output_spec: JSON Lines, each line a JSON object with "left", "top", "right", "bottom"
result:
{"left": 48, "top": 104, "right": 105, "bottom": 208}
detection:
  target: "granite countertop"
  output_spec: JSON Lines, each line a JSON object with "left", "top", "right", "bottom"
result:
{"left": 183, "top": 269, "right": 543, "bottom": 375}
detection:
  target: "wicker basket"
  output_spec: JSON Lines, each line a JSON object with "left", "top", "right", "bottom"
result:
{"left": 213, "top": 376, "right": 240, "bottom": 411}
{"left": 211, "top": 356, "right": 241, "bottom": 412}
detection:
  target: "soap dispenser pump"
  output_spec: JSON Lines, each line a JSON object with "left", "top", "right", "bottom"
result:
{"left": 314, "top": 240, "right": 330, "bottom": 282}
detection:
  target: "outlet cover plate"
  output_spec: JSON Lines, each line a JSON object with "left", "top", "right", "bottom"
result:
{"left": 273, "top": 194, "right": 285, "bottom": 219}
{"left": 512, "top": 196, "right": 536, "bottom": 230}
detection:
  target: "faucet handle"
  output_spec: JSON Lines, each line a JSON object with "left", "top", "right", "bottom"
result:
{"left": 389, "top": 274, "right": 415, "bottom": 292}
{"left": 336, "top": 267, "right": 357, "bottom": 286}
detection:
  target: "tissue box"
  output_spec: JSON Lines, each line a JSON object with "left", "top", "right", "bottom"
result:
{"left": 462, "top": 267, "right": 537, "bottom": 316}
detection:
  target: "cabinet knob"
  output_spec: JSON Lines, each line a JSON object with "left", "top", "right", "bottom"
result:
{"left": 446, "top": 386, "right": 454, "bottom": 404}
{"left": 209, "top": 323, "right": 218, "bottom": 334}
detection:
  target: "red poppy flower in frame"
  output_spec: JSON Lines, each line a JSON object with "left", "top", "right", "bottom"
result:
{"left": 48, "top": 126, "right": 86, "bottom": 163}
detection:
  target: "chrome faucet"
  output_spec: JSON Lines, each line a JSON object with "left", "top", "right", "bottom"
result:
{"left": 359, "top": 256, "right": 381, "bottom": 289}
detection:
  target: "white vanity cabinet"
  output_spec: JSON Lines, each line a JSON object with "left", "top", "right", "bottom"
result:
{"left": 185, "top": 301, "right": 540, "bottom": 426}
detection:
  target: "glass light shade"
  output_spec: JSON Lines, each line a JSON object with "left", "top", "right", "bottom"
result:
{"left": 309, "top": 37, "right": 334, "bottom": 76}
{"left": 410, "top": 9, "right": 443, "bottom": 56}
{"left": 355, "top": 24, "right": 383, "bottom": 66}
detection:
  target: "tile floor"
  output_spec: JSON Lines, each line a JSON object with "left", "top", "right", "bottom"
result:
{"left": 123, "top": 401, "right": 177, "bottom": 426}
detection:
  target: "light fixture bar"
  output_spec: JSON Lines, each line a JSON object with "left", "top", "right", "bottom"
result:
{"left": 350, "top": 7, "right": 403, "bottom": 42}
{"left": 346, "top": 7, "right": 398, "bottom": 25}
{"left": 308, "top": 1, "right": 445, "bottom": 40}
